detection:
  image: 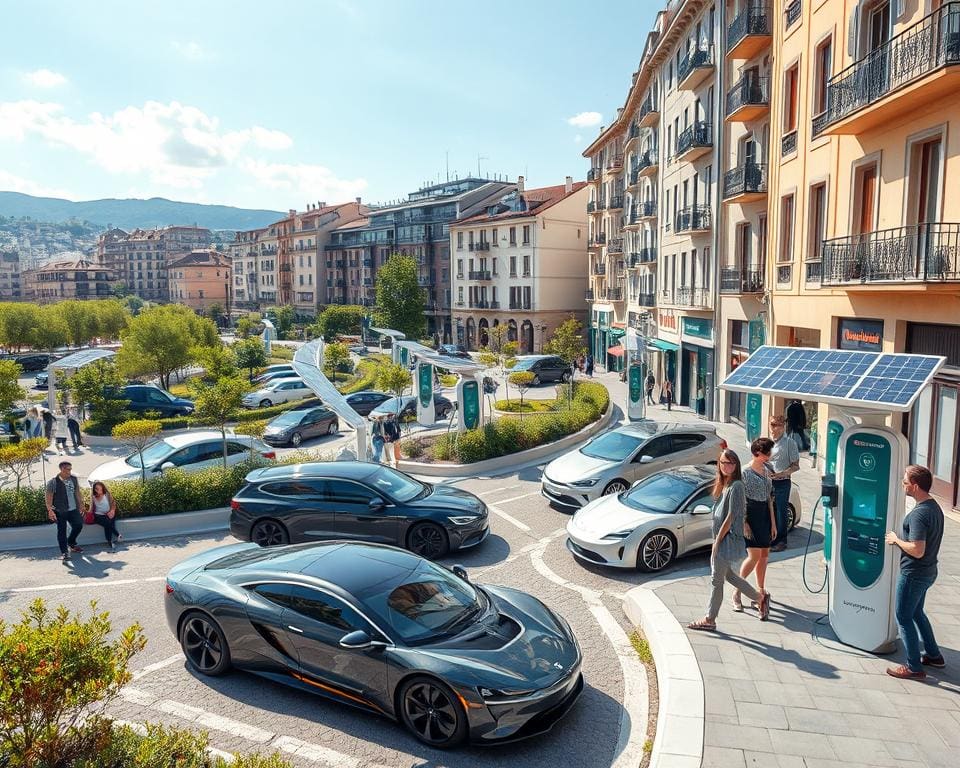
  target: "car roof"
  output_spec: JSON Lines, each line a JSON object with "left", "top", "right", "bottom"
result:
{"left": 612, "top": 420, "right": 717, "bottom": 437}
{"left": 246, "top": 460, "right": 380, "bottom": 484}
{"left": 663, "top": 464, "right": 717, "bottom": 484}
{"left": 348, "top": 390, "right": 388, "bottom": 398}
{"left": 162, "top": 430, "right": 243, "bottom": 447}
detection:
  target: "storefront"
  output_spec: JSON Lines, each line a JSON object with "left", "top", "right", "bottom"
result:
{"left": 680, "top": 317, "right": 715, "bottom": 417}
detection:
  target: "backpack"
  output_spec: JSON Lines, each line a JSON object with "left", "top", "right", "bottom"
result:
{"left": 385, "top": 420, "right": 401, "bottom": 442}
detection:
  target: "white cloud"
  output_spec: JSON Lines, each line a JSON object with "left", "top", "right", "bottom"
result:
{"left": 242, "top": 159, "right": 367, "bottom": 202}
{"left": 566, "top": 111, "right": 602, "bottom": 128}
{"left": 0, "top": 169, "right": 72, "bottom": 198}
{"left": 573, "top": 134, "right": 582, "bottom": 144}
{"left": 22, "top": 69, "right": 67, "bottom": 88}
{"left": 172, "top": 41, "right": 211, "bottom": 61}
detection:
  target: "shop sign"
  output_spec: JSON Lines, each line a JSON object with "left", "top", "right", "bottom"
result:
{"left": 682, "top": 317, "right": 713, "bottom": 340}
{"left": 837, "top": 318, "right": 883, "bottom": 352}
{"left": 659, "top": 311, "right": 678, "bottom": 330}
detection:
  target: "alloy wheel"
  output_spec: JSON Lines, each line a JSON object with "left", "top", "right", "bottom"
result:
{"left": 251, "top": 519, "right": 288, "bottom": 547}
{"left": 290, "top": 432, "right": 302, "bottom": 447}
{"left": 640, "top": 532, "right": 674, "bottom": 572}
{"left": 532, "top": 375, "right": 541, "bottom": 386}
{"left": 260, "top": 399, "right": 272, "bottom": 408}
{"left": 603, "top": 480, "right": 629, "bottom": 496}
{"left": 182, "top": 616, "right": 224, "bottom": 674}
{"left": 402, "top": 681, "right": 459, "bottom": 745}
{"left": 408, "top": 523, "right": 447, "bottom": 559}
{"left": 328, "top": 421, "right": 338, "bottom": 435}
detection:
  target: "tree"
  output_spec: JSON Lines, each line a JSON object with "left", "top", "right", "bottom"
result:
{"left": 544, "top": 316, "right": 587, "bottom": 406}
{"left": 190, "top": 376, "right": 248, "bottom": 467}
{"left": 268, "top": 305, "right": 295, "bottom": 339}
{"left": 94, "top": 299, "right": 129, "bottom": 341}
{"left": 193, "top": 342, "right": 237, "bottom": 381}
{"left": 508, "top": 371, "right": 536, "bottom": 418}
{"left": 65, "top": 359, "right": 126, "bottom": 421}
{"left": 324, "top": 342, "right": 351, "bottom": 384}
{"left": 236, "top": 315, "right": 256, "bottom": 338}
{"left": 373, "top": 254, "right": 425, "bottom": 340}
{"left": 57, "top": 300, "right": 99, "bottom": 348}
{"left": 0, "top": 438, "right": 46, "bottom": 490}
{"left": 30, "top": 306, "right": 69, "bottom": 352}
{"left": 0, "top": 359, "right": 24, "bottom": 413}
{"left": 378, "top": 363, "right": 412, "bottom": 411}
{"left": 234, "top": 336, "right": 269, "bottom": 380}
{"left": 117, "top": 305, "right": 196, "bottom": 390}
{"left": 314, "top": 304, "right": 364, "bottom": 342}
{"left": 235, "top": 419, "right": 268, "bottom": 461}
{"left": 207, "top": 302, "right": 225, "bottom": 328}
{"left": 122, "top": 294, "right": 144, "bottom": 316}
{"left": 111, "top": 420, "right": 162, "bottom": 483}
{"left": 0, "top": 304, "right": 38, "bottom": 352}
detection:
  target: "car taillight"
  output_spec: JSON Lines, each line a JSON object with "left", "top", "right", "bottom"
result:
{"left": 719, "top": 439, "right": 728, "bottom": 450}
{"left": 165, "top": 582, "right": 175, "bottom": 595}
{"left": 261, "top": 451, "right": 276, "bottom": 460}
{"left": 230, "top": 499, "right": 241, "bottom": 511}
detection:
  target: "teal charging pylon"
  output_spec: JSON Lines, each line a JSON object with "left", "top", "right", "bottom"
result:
{"left": 822, "top": 412, "right": 855, "bottom": 561}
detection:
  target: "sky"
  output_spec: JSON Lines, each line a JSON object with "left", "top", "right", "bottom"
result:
{"left": 0, "top": 0, "right": 658, "bottom": 212}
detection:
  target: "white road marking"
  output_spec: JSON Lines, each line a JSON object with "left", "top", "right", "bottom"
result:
{"left": 2, "top": 575, "right": 165, "bottom": 594}
{"left": 491, "top": 491, "right": 541, "bottom": 505}
{"left": 476, "top": 486, "right": 510, "bottom": 497}
{"left": 132, "top": 654, "right": 183, "bottom": 681}
{"left": 272, "top": 735, "right": 362, "bottom": 767}
{"left": 487, "top": 505, "right": 531, "bottom": 532}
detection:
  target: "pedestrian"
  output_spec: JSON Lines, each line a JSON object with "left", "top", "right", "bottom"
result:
{"left": 585, "top": 354, "right": 594, "bottom": 378}
{"left": 645, "top": 372, "right": 656, "bottom": 405}
{"left": 67, "top": 406, "right": 84, "bottom": 450}
{"left": 52, "top": 409, "right": 70, "bottom": 455}
{"left": 39, "top": 405, "right": 54, "bottom": 440}
{"left": 45, "top": 460, "right": 85, "bottom": 562}
{"left": 384, "top": 413, "right": 402, "bottom": 467}
{"left": 786, "top": 399, "right": 809, "bottom": 452}
{"left": 734, "top": 437, "right": 777, "bottom": 615}
{"left": 23, "top": 407, "right": 40, "bottom": 439}
{"left": 886, "top": 465, "right": 945, "bottom": 679}
{"left": 370, "top": 416, "right": 385, "bottom": 463}
{"left": 688, "top": 449, "right": 769, "bottom": 631}
{"left": 576, "top": 355, "right": 584, "bottom": 373}
{"left": 88, "top": 480, "right": 122, "bottom": 551}
{"left": 768, "top": 415, "right": 799, "bottom": 552}
{"left": 663, "top": 379, "right": 674, "bottom": 411}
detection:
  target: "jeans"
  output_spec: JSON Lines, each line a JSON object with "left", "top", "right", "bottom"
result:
{"left": 55, "top": 507, "right": 83, "bottom": 554}
{"left": 707, "top": 555, "right": 761, "bottom": 621}
{"left": 646, "top": 389, "right": 655, "bottom": 405}
{"left": 68, "top": 419, "right": 83, "bottom": 448}
{"left": 371, "top": 436, "right": 384, "bottom": 463}
{"left": 771, "top": 479, "right": 791, "bottom": 546}
{"left": 93, "top": 513, "right": 119, "bottom": 544}
{"left": 895, "top": 572, "right": 940, "bottom": 672}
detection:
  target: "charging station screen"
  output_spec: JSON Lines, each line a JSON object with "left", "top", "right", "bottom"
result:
{"left": 841, "top": 433, "right": 891, "bottom": 589}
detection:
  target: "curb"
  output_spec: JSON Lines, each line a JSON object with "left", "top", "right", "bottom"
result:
{"left": 1, "top": 507, "right": 231, "bottom": 552}
{"left": 396, "top": 401, "right": 615, "bottom": 478}
{"left": 623, "top": 585, "right": 704, "bottom": 768}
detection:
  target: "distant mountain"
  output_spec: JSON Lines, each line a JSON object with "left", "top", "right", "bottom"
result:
{"left": 0, "top": 191, "right": 285, "bottom": 231}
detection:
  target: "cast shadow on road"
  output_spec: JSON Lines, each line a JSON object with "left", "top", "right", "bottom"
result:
{"left": 436, "top": 534, "right": 511, "bottom": 569}
{"left": 191, "top": 667, "right": 626, "bottom": 768}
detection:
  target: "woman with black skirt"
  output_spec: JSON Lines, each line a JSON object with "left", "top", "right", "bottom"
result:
{"left": 733, "top": 437, "right": 777, "bottom": 618}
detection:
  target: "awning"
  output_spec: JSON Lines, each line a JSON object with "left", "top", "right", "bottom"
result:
{"left": 648, "top": 339, "right": 679, "bottom": 352}
{"left": 608, "top": 328, "right": 626, "bottom": 340}
{"left": 611, "top": 321, "right": 626, "bottom": 329}
{"left": 608, "top": 346, "right": 625, "bottom": 357}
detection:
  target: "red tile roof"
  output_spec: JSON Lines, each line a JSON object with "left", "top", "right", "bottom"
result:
{"left": 166, "top": 249, "right": 230, "bottom": 269}
{"left": 454, "top": 182, "right": 587, "bottom": 224}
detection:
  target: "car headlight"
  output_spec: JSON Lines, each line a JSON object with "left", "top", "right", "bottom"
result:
{"left": 570, "top": 478, "right": 599, "bottom": 487}
{"left": 601, "top": 529, "right": 635, "bottom": 540}
{"left": 448, "top": 515, "right": 479, "bottom": 525}
{"left": 478, "top": 686, "right": 536, "bottom": 701}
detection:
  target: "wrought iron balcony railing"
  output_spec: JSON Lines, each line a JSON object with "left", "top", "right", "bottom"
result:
{"left": 636, "top": 292, "right": 656, "bottom": 307}
{"left": 678, "top": 46, "right": 714, "bottom": 84}
{"left": 720, "top": 267, "right": 765, "bottom": 293}
{"left": 589, "top": 233, "right": 607, "bottom": 247}
{"left": 785, "top": 0, "right": 801, "bottom": 28}
{"left": 608, "top": 237, "right": 624, "bottom": 255}
{"left": 675, "top": 205, "right": 712, "bottom": 233}
{"left": 636, "top": 148, "right": 658, "bottom": 173}
{"left": 638, "top": 94, "right": 659, "bottom": 124}
{"left": 585, "top": 289, "right": 595, "bottom": 301}
{"left": 674, "top": 286, "right": 712, "bottom": 308}
{"left": 638, "top": 246, "right": 657, "bottom": 264}
{"left": 627, "top": 122, "right": 640, "bottom": 141}
{"left": 587, "top": 167, "right": 602, "bottom": 181}
{"left": 728, "top": 4, "right": 771, "bottom": 52}
{"left": 676, "top": 121, "right": 713, "bottom": 157}
{"left": 592, "top": 263, "right": 607, "bottom": 275}
{"left": 605, "top": 288, "right": 624, "bottom": 301}
{"left": 637, "top": 200, "right": 657, "bottom": 219}
{"left": 725, "top": 75, "right": 770, "bottom": 115}
{"left": 587, "top": 201, "right": 599, "bottom": 213}
{"left": 722, "top": 163, "right": 768, "bottom": 199}
{"left": 805, "top": 261, "right": 822, "bottom": 284}
{"left": 606, "top": 154, "right": 624, "bottom": 171}
{"left": 821, "top": 222, "right": 960, "bottom": 285}
{"left": 781, "top": 130, "right": 797, "bottom": 156}
{"left": 475, "top": 241, "right": 491, "bottom": 251}
{"left": 816, "top": 3, "right": 960, "bottom": 134}
{"left": 468, "top": 270, "right": 492, "bottom": 280}
{"left": 609, "top": 195, "right": 624, "bottom": 210}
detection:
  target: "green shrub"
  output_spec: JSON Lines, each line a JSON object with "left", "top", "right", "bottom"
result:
{"left": 400, "top": 436, "right": 425, "bottom": 459}
{"left": 268, "top": 346, "right": 294, "bottom": 361}
{"left": 339, "top": 358, "right": 381, "bottom": 394}
{"left": 493, "top": 399, "right": 554, "bottom": 413}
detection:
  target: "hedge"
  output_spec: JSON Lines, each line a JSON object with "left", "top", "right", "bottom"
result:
{"left": 494, "top": 399, "right": 556, "bottom": 413}
{"left": 268, "top": 346, "right": 295, "bottom": 361}
{"left": 430, "top": 381, "right": 609, "bottom": 463}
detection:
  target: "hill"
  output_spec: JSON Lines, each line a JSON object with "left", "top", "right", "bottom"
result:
{"left": 0, "top": 191, "right": 284, "bottom": 231}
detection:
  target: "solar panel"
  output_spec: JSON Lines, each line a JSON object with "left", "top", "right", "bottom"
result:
{"left": 720, "top": 346, "right": 945, "bottom": 412}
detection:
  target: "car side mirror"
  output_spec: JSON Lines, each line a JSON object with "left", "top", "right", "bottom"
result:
{"left": 639, "top": 455, "right": 654, "bottom": 464}
{"left": 368, "top": 498, "right": 385, "bottom": 511}
{"left": 692, "top": 504, "right": 713, "bottom": 515}
{"left": 451, "top": 564, "right": 469, "bottom": 582}
{"left": 159, "top": 461, "right": 176, "bottom": 472}
{"left": 339, "top": 629, "right": 373, "bottom": 649}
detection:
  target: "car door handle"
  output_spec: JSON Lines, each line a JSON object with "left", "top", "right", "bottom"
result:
{"left": 287, "top": 625, "right": 304, "bottom": 634}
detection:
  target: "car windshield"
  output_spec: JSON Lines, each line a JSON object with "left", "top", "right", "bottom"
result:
{"left": 375, "top": 397, "right": 408, "bottom": 413}
{"left": 366, "top": 466, "right": 427, "bottom": 503}
{"left": 619, "top": 473, "right": 702, "bottom": 514}
{"left": 362, "top": 560, "right": 482, "bottom": 643}
{"left": 270, "top": 411, "right": 304, "bottom": 427}
{"left": 580, "top": 431, "right": 646, "bottom": 461}
{"left": 266, "top": 379, "right": 298, "bottom": 390}
{"left": 511, "top": 358, "right": 539, "bottom": 371}
{"left": 125, "top": 439, "right": 173, "bottom": 468}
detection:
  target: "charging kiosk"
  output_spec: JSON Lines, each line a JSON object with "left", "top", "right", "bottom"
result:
{"left": 822, "top": 410, "right": 857, "bottom": 562}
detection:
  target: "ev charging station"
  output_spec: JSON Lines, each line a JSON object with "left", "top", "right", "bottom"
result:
{"left": 720, "top": 346, "right": 945, "bottom": 654}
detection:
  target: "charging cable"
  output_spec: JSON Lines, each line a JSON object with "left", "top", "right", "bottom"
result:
{"left": 801, "top": 497, "right": 828, "bottom": 595}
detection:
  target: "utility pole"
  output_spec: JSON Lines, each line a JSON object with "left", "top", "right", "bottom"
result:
{"left": 477, "top": 154, "right": 488, "bottom": 178}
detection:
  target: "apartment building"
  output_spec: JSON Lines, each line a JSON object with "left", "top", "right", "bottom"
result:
{"left": 449, "top": 178, "right": 589, "bottom": 352}
{"left": 0, "top": 252, "right": 22, "bottom": 300}
{"left": 22, "top": 257, "right": 118, "bottom": 302}
{"left": 228, "top": 227, "right": 266, "bottom": 309}
{"left": 167, "top": 249, "right": 232, "bottom": 311}
{"left": 765, "top": 0, "right": 960, "bottom": 509}
{"left": 324, "top": 178, "right": 514, "bottom": 342}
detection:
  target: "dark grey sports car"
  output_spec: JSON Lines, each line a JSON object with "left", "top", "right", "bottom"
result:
{"left": 165, "top": 541, "right": 583, "bottom": 748}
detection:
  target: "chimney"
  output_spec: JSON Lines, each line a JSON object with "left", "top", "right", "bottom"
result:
{"left": 565, "top": 176, "right": 573, "bottom": 194}
{"left": 319, "top": 201, "right": 326, "bottom": 209}
{"left": 517, "top": 175, "right": 525, "bottom": 193}
{"left": 355, "top": 196, "right": 362, "bottom": 204}
{"left": 288, "top": 209, "right": 296, "bottom": 217}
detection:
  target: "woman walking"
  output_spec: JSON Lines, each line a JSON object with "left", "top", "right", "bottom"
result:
{"left": 734, "top": 437, "right": 778, "bottom": 615}
{"left": 688, "top": 449, "right": 769, "bottom": 631}
{"left": 52, "top": 409, "right": 70, "bottom": 455}
{"left": 663, "top": 379, "right": 674, "bottom": 411}
{"left": 88, "top": 481, "right": 122, "bottom": 550}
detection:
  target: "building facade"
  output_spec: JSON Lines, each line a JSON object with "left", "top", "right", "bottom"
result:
{"left": 450, "top": 178, "right": 590, "bottom": 352}
{"left": 0, "top": 252, "right": 22, "bottom": 300}
{"left": 167, "top": 249, "right": 232, "bottom": 311}
{"left": 22, "top": 257, "right": 118, "bottom": 302}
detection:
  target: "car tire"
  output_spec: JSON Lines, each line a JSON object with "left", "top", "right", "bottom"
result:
{"left": 290, "top": 432, "right": 303, "bottom": 447}
{"left": 251, "top": 518, "right": 290, "bottom": 547}
{"left": 328, "top": 420, "right": 338, "bottom": 435}
{"left": 788, "top": 502, "right": 798, "bottom": 531}
{"left": 259, "top": 399, "right": 272, "bottom": 408}
{"left": 179, "top": 612, "right": 232, "bottom": 677}
{"left": 602, "top": 479, "right": 629, "bottom": 496}
{"left": 637, "top": 530, "right": 677, "bottom": 573}
{"left": 397, "top": 675, "right": 468, "bottom": 749}
{"left": 439, "top": 407, "right": 450, "bottom": 420}
{"left": 561, "top": 371, "right": 572, "bottom": 383}
{"left": 532, "top": 374, "right": 541, "bottom": 386}
{"left": 407, "top": 522, "right": 449, "bottom": 560}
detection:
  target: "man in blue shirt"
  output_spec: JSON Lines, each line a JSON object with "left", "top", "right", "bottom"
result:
{"left": 885, "top": 464, "right": 945, "bottom": 679}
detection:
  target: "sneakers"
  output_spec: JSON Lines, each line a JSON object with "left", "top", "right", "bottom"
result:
{"left": 108, "top": 541, "right": 115, "bottom": 551}
{"left": 61, "top": 551, "right": 70, "bottom": 562}
{"left": 886, "top": 665, "right": 926, "bottom": 680}
{"left": 921, "top": 654, "right": 946, "bottom": 668}
{"left": 69, "top": 545, "right": 83, "bottom": 553}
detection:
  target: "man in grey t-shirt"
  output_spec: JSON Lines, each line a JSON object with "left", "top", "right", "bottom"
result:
{"left": 45, "top": 460, "right": 85, "bottom": 562}
{"left": 768, "top": 415, "right": 799, "bottom": 551}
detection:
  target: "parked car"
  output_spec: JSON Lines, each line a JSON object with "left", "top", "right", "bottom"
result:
{"left": 369, "top": 393, "right": 454, "bottom": 421}
{"left": 343, "top": 390, "right": 392, "bottom": 416}
{"left": 258, "top": 363, "right": 296, "bottom": 377}
{"left": 88, "top": 431, "right": 275, "bottom": 484}
{"left": 242, "top": 377, "right": 311, "bottom": 408}
{"left": 4, "top": 353, "right": 50, "bottom": 372}
{"left": 566, "top": 465, "right": 803, "bottom": 572}
{"left": 510, "top": 355, "right": 571, "bottom": 385}
{"left": 230, "top": 461, "right": 489, "bottom": 558}
{"left": 348, "top": 343, "right": 367, "bottom": 356}
{"left": 438, "top": 344, "right": 470, "bottom": 359}
{"left": 541, "top": 422, "right": 725, "bottom": 509}
{"left": 165, "top": 541, "right": 582, "bottom": 748}
{"left": 100, "top": 384, "right": 195, "bottom": 418}
{"left": 34, "top": 371, "right": 49, "bottom": 389}
{"left": 262, "top": 406, "right": 339, "bottom": 447}
{"left": 253, "top": 368, "right": 302, "bottom": 386}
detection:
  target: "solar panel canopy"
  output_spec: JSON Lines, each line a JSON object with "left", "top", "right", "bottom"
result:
{"left": 719, "top": 345, "right": 944, "bottom": 412}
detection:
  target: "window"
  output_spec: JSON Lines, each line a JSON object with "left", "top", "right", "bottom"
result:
{"left": 523, "top": 286, "right": 532, "bottom": 308}
{"left": 672, "top": 434, "right": 707, "bottom": 452}
{"left": 779, "top": 194, "right": 795, "bottom": 263}
{"left": 523, "top": 254, "right": 531, "bottom": 275}
{"left": 510, "top": 255, "right": 517, "bottom": 276}
{"left": 640, "top": 436, "right": 673, "bottom": 459}
{"left": 457, "top": 232, "right": 463, "bottom": 250}
{"left": 325, "top": 480, "right": 376, "bottom": 505}
{"left": 509, "top": 226, "right": 517, "bottom": 245}
{"left": 456, "top": 258, "right": 463, "bottom": 277}
{"left": 522, "top": 225, "right": 530, "bottom": 245}
{"left": 492, "top": 227, "right": 498, "bottom": 246}
{"left": 783, "top": 64, "right": 799, "bottom": 133}
{"left": 808, "top": 183, "right": 827, "bottom": 262}
{"left": 813, "top": 37, "right": 832, "bottom": 117}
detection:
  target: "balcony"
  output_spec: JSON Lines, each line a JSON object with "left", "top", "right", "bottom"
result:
{"left": 727, "top": 4, "right": 771, "bottom": 60}
{"left": 722, "top": 163, "right": 768, "bottom": 203}
{"left": 638, "top": 94, "right": 659, "bottom": 127}
{"left": 489, "top": 300, "right": 501, "bottom": 309}
{"left": 593, "top": 263, "right": 607, "bottom": 276}
{"left": 471, "top": 299, "right": 490, "bottom": 309}
{"left": 608, "top": 195, "right": 624, "bottom": 211}
{"left": 675, "top": 286, "right": 713, "bottom": 309}
{"left": 455, "top": 300, "right": 465, "bottom": 307}
{"left": 605, "top": 288, "right": 624, "bottom": 302}
{"left": 587, "top": 167, "right": 602, "bottom": 182}
{"left": 636, "top": 292, "right": 657, "bottom": 308}
{"left": 725, "top": 75, "right": 770, "bottom": 122}
{"left": 720, "top": 267, "right": 765, "bottom": 294}
{"left": 625, "top": 121, "right": 640, "bottom": 149}
{"left": 785, "top": 0, "right": 801, "bottom": 28}
{"left": 611, "top": 259, "right": 626, "bottom": 277}
{"left": 608, "top": 237, "right": 624, "bottom": 255}
{"left": 636, "top": 149, "right": 659, "bottom": 178}
{"left": 475, "top": 241, "right": 491, "bottom": 251}
{"left": 636, "top": 200, "right": 657, "bottom": 221}
{"left": 675, "top": 205, "right": 712, "bottom": 233}
{"left": 587, "top": 201, "right": 600, "bottom": 213}
{"left": 678, "top": 46, "right": 715, "bottom": 90}
{"left": 638, "top": 246, "right": 658, "bottom": 264}
{"left": 606, "top": 154, "right": 624, "bottom": 171}
{"left": 781, "top": 130, "right": 798, "bottom": 156}
{"left": 675, "top": 122, "right": 712, "bottom": 162}
{"left": 815, "top": 4, "right": 960, "bottom": 136}
{"left": 585, "top": 290, "right": 595, "bottom": 301}
{"left": 468, "top": 270, "right": 492, "bottom": 281}
{"left": 589, "top": 233, "right": 607, "bottom": 248}
{"left": 820, "top": 222, "right": 960, "bottom": 287}
{"left": 805, "top": 260, "right": 822, "bottom": 284}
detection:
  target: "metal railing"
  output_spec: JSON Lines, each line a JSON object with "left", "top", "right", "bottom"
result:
{"left": 638, "top": 94, "right": 659, "bottom": 122}
{"left": 587, "top": 168, "right": 602, "bottom": 181}
{"left": 605, "top": 288, "right": 624, "bottom": 301}
{"left": 777, "top": 265, "right": 793, "bottom": 284}
{"left": 676, "top": 122, "right": 712, "bottom": 156}
{"left": 587, "top": 201, "right": 599, "bottom": 213}
{"left": 609, "top": 195, "right": 624, "bottom": 210}
{"left": 785, "top": 0, "right": 802, "bottom": 28}
{"left": 608, "top": 237, "right": 624, "bottom": 254}
{"left": 675, "top": 205, "right": 712, "bottom": 232}
{"left": 475, "top": 241, "right": 491, "bottom": 251}
{"left": 636, "top": 148, "right": 658, "bottom": 172}
{"left": 781, "top": 130, "right": 797, "bottom": 156}
{"left": 607, "top": 154, "right": 624, "bottom": 170}
{"left": 468, "top": 270, "right": 492, "bottom": 280}
{"left": 722, "top": 163, "right": 768, "bottom": 198}
{"left": 821, "top": 223, "right": 960, "bottom": 285}
{"left": 678, "top": 46, "right": 714, "bottom": 83}
{"left": 637, "top": 200, "right": 657, "bottom": 218}
{"left": 805, "top": 261, "right": 822, "bottom": 283}
{"left": 639, "top": 246, "right": 657, "bottom": 264}
{"left": 726, "top": 75, "right": 770, "bottom": 115}
{"left": 720, "top": 267, "right": 765, "bottom": 293}
{"left": 589, "top": 233, "right": 607, "bottom": 246}
{"left": 817, "top": 4, "right": 960, "bottom": 134}
{"left": 593, "top": 263, "right": 607, "bottom": 275}
{"left": 675, "top": 286, "right": 712, "bottom": 308}
{"left": 627, "top": 122, "right": 640, "bottom": 141}
{"left": 728, "top": 4, "right": 771, "bottom": 51}
{"left": 637, "top": 292, "right": 656, "bottom": 307}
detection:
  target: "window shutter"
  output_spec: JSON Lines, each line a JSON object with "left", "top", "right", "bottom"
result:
{"left": 848, "top": 4, "right": 860, "bottom": 59}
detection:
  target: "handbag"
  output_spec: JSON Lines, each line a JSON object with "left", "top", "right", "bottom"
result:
{"left": 84, "top": 508, "right": 94, "bottom": 525}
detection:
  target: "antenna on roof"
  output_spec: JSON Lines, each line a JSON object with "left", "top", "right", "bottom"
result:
{"left": 446, "top": 150, "right": 450, "bottom": 182}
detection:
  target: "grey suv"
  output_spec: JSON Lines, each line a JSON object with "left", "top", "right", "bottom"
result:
{"left": 511, "top": 355, "right": 572, "bottom": 385}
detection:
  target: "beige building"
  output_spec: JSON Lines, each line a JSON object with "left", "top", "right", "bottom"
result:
{"left": 167, "top": 249, "right": 231, "bottom": 311}
{"left": 449, "top": 178, "right": 590, "bottom": 352}
{"left": 23, "top": 257, "right": 118, "bottom": 302}
{"left": 760, "top": 0, "right": 960, "bottom": 509}
{"left": 0, "top": 252, "right": 22, "bottom": 300}
{"left": 228, "top": 227, "right": 266, "bottom": 310}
